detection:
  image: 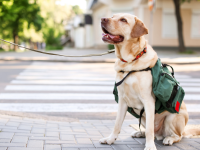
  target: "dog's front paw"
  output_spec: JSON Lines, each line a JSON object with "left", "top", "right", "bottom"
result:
{"left": 99, "top": 135, "right": 117, "bottom": 145}
{"left": 145, "top": 142, "right": 157, "bottom": 150}
{"left": 144, "top": 146, "right": 157, "bottom": 150}
{"left": 163, "top": 136, "right": 174, "bottom": 146}
{"left": 131, "top": 131, "right": 145, "bottom": 138}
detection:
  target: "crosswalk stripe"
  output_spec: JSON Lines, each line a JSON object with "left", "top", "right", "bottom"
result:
{"left": 10, "top": 80, "right": 200, "bottom": 87}
{"left": 11, "top": 80, "right": 114, "bottom": 85}
{"left": 184, "top": 94, "right": 200, "bottom": 100}
{"left": 16, "top": 76, "right": 114, "bottom": 81}
{"left": 5, "top": 85, "right": 113, "bottom": 92}
{"left": 4, "top": 85, "right": 200, "bottom": 93}
{"left": 1, "top": 61, "right": 200, "bottom": 115}
{"left": 0, "top": 103, "right": 198, "bottom": 112}
{"left": 176, "top": 78, "right": 200, "bottom": 82}
{"left": 0, "top": 93, "right": 114, "bottom": 100}
{"left": 179, "top": 83, "right": 200, "bottom": 87}
{"left": 0, "top": 93, "right": 199, "bottom": 101}
{"left": 19, "top": 72, "right": 115, "bottom": 78}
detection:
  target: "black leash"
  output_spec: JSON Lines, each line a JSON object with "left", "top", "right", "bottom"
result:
{"left": 115, "top": 67, "right": 151, "bottom": 131}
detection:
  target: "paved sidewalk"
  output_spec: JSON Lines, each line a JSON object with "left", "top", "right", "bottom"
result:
{"left": 0, "top": 114, "right": 200, "bottom": 150}
{"left": 0, "top": 48, "right": 200, "bottom": 64}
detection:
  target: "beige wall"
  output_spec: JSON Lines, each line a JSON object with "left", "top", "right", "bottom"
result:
{"left": 143, "top": 8, "right": 200, "bottom": 47}
{"left": 91, "top": 0, "right": 200, "bottom": 48}
{"left": 143, "top": 0, "right": 200, "bottom": 47}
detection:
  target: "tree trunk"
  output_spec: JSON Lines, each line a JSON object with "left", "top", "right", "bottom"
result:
{"left": 173, "top": 0, "right": 185, "bottom": 52}
{"left": 13, "top": 32, "right": 18, "bottom": 51}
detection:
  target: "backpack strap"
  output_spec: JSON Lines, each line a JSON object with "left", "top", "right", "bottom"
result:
{"left": 162, "top": 63, "right": 174, "bottom": 77}
{"left": 115, "top": 67, "right": 152, "bottom": 87}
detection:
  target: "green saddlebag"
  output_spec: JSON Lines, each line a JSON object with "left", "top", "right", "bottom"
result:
{"left": 152, "top": 59, "right": 185, "bottom": 114}
{"left": 113, "top": 59, "right": 185, "bottom": 117}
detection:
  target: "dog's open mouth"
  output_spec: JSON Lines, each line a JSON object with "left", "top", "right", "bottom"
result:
{"left": 101, "top": 26, "right": 124, "bottom": 44}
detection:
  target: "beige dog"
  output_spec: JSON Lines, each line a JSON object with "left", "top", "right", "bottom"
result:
{"left": 99, "top": 13, "right": 200, "bottom": 150}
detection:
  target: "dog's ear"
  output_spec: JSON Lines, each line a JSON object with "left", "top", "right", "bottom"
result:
{"left": 131, "top": 17, "right": 148, "bottom": 38}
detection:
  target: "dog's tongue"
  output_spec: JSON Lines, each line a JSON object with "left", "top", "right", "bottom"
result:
{"left": 102, "top": 33, "right": 123, "bottom": 42}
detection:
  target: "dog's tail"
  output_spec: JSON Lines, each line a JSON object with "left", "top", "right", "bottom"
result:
{"left": 183, "top": 128, "right": 200, "bottom": 138}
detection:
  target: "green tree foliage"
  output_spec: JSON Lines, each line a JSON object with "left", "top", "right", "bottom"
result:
{"left": 0, "top": 0, "right": 43, "bottom": 50}
{"left": 43, "top": 28, "right": 63, "bottom": 50}
{"left": 72, "top": 5, "right": 83, "bottom": 15}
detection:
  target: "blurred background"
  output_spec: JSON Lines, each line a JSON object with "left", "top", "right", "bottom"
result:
{"left": 0, "top": 0, "right": 200, "bottom": 53}
{"left": 0, "top": 0, "right": 200, "bottom": 120}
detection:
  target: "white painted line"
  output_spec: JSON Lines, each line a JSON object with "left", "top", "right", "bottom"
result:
{"left": 182, "top": 87, "right": 200, "bottom": 92}
{"left": 19, "top": 72, "right": 114, "bottom": 78}
{"left": 16, "top": 76, "right": 114, "bottom": 81}
{"left": 0, "top": 92, "right": 199, "bottom": 101}
{"left": 184, "top": 94, "right": 200, "bottom": 101}
{"left": 0, "top": 93, "right": 114, "bottom": 100}
{"left": 180, "top": 83, "right": 200, "bottom": 87}
{"left": 11, "top": 80, "right": 114, "bottom": 85}
{"left": 5, "top": 85, "right": 113, "bottom": 92}
{"left": 12, "top": 80, "right": 200, "bottom": 87}
{"left": 174, "top": 75, "right": 191, "bottom": 78}
{"left": 0, "top": 103, "right": 118, "bottom": 112}
{"left": 177, "top": 78, "right": 200, "bottom": 82}
{"left": 0, "top": 103, "right": 198, "bottom": 113}
{"left": 5, "top": 85, "right": 200, "bottom": 93}
{"left": 186, "top": 104, "right": 200, "bottom": 112}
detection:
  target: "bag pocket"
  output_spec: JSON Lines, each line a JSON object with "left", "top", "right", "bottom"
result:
{"left": 154, "top": 72, "right": 177, "bottom": 102}
{"left": 172, "top": 86, "right": 185, "bottom": 113}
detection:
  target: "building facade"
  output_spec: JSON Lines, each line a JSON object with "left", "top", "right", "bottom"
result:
{"left": 70, "top": 0, "right": 200, "bottom": 49}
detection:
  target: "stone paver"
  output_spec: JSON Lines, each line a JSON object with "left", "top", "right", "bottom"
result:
{"left": 11, "top": 136, "right": 28, "bottom": 143}
{"left": 27, "top": 140, "right": 44, "bottom": 148}
{"left": 44, "top": 145, "right": 61, "bottom": 150}
{"left": 8, "top": 148, "right": 42, "bottom": 150}
{"left": 0, "top": 132, "right": 14, "bottom": 139}
{"left": 29, "top": 137, "right": 58, "bottom": 140}
{"left": 45, "top": 131, "right": 59, "bottom": 137}
{"left": 18, "top": 125, "right": 32, "bottom": 130}
{"left": 62, "top": 148, "right": 79, "bottom": 150}
{"left": 0, "top": 139, "right": 11, "bottom": 143}
{"left": 60, "top": 135, "right": 76, "bottom": 141}
{"left": 0, "top": 143, "right": 26, "bottom": 147}
{"left": 0, "top": 115, "right": 199, "bottom": 149}
{"left": 45, "top": 140, "right": 76, "bottom": 144}
{"left": 31, "top": 128, "right": 45, "bottom": 134}
{"left": 6, "top": 122, "right": 20, "bottom": 127}
{"left": 76, "top": 138, "right": 93, "bottom": 144}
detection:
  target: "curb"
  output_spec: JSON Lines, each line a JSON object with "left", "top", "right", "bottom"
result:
{"left": 1, "top": 58, "right": 200, "bottom": 64}
{"left": 0, "top": 110, "right": 78, "bottom": 122}
{"left": 0, "top": 58, "right": 115, "bottom": 63}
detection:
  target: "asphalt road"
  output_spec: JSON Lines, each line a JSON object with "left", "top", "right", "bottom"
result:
{"left": 0, "top": 60, "right": 200, "bottom": 120}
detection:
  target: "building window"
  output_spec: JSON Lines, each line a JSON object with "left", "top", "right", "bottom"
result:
{"left": 162, "top": 9, "right": 177, "bottom": 38}
{"left": 191, "top": 10, "right": 200, "bottom": 38}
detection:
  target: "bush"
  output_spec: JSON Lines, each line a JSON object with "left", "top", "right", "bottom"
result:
{"left": 0, "top": 47, "right": 5, "bottom": 52}
{"left": 46, "top": 45, "right": 63, "bottom": 50}
{"left": 108, "top": 44, "right": 115, "bottom": 50}
{"left": 179, "top": 50, "right": 195, "bottom": 54}
{"left": 43, "top": 28, "right": 63, "bottom": 51}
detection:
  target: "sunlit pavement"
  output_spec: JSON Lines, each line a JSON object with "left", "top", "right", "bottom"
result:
{"left": 0, "top": 60, "right": 200, "bottom": 150}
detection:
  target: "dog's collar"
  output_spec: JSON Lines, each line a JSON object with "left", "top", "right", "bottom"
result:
{"left": 120, "top": 47, "right": 147, "bottom": 63}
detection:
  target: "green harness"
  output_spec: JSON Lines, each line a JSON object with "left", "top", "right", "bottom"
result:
{"left": 113, "top": 59, "right": 185, "bottom": 119}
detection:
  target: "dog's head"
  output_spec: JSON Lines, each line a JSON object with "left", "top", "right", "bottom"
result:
{"left": 101, "top": 13, "right": 148, "bottom": 44}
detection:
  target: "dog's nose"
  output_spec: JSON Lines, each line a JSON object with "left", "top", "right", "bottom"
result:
{"left": 101, "top": 18, "right": 109, "bottom": 23}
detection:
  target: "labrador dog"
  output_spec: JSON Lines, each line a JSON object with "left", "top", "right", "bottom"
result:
{"left": 99, "top": 13, "right": 200, "bottom": 150}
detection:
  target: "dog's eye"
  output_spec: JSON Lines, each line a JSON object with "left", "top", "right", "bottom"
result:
{"left": 120, "top": 18, "right": 127, "bottom": 22}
